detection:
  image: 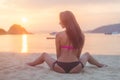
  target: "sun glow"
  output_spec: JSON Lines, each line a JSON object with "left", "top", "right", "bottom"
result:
{"left": 21, "top": 17, "right": 28, "bottom": 23}
{"left": 21, "top": 35, "right": 28, "bottom": 53}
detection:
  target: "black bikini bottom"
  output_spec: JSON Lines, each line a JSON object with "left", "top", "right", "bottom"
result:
{"left": 53, "top": 61, "right": 84, "bottom": 73}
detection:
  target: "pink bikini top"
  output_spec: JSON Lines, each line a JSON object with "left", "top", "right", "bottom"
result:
{"left": 61, "top": 46, "right": 75, "bottom": 49}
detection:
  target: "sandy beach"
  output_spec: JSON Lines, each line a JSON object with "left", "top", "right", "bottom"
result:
{"left": 0, "top": 52, "right": 120, "bottom": 80}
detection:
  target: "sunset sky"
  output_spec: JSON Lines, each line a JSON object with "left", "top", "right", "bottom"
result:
{"left": 0, "top": 0, "right": 120, "bottom": 33}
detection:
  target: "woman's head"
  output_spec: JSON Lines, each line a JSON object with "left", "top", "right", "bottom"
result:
{"left": 60, "top": 11, "right": 76, "bottom": 28}
{"left": 59, "top": 11, "right": 85, "bottom": 49}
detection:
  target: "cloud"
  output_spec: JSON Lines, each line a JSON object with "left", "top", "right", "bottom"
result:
{"left": 1, "top": 0, "right": 120, "bottom": 32}
{"left": 3, "top": 0, "right": 120, "bottom": 10}
{"left": 0, "top": 0, "right": 120, "bottom": 19}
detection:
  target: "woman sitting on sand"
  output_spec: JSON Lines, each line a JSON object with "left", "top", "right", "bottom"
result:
{"left": 27, "top": 11, "right": 106, "bottom": 73}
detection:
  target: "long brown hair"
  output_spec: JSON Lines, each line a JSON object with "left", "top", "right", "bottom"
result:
{"left": 60, "top": 11, "right": 85, "bottom": 49}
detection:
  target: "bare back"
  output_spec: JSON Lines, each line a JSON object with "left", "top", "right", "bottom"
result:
{"left": 56, "top": 31, "right": 80, "bottom": 62}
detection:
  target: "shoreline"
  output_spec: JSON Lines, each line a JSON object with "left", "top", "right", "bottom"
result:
{"left": 0, "top": 51, "right": 120, "bottom": 55}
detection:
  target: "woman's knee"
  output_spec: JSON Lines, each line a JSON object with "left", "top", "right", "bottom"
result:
{"left": 41, "top": 52, "right": 48, "bottom": 58}
{"left": 42, "top": 52, "right": 52, "bottom": 60}
{"left": 42, "top": 52, "right": 48, "bottom": 56}
{"left": 84, "top": 52, "right": 90, "bottom": 55}
{"left": 84, "top": 52, "right": 90, "bottom": 57}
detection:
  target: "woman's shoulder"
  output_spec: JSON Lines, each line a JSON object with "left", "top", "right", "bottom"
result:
{"left": 56, "top": 31, "right": 65, "bottom": 37}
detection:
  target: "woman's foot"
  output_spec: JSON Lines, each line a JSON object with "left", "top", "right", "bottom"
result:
{"left": 97, "top": 63, "right": 108, "bottom": 68}
{"left": 27, "top": 62, "right": 36, "bottom": 66}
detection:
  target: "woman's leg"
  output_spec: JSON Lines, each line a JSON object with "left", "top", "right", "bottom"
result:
{"left": 27, "top": 52, "right": 56, "bottom": 69}
{"left": 80, "top": 52, "right": 107, "bottom": 67}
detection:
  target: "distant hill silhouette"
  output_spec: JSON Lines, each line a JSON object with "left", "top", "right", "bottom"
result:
{"left": 0, "top": 24, "right": 31, "bottom": 35}
{"left": 87, "top": 23, "right": 120, "bottom": 34}
{"left": 0, "top": 28, "right": 7, "bottom": 35}
{"left": 8, "top": 24, "right": 29, "bottom": 34}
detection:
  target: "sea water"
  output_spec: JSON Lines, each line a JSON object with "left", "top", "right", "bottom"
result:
{"left": 0, "top": 33, "right": 120, "bottom": 55}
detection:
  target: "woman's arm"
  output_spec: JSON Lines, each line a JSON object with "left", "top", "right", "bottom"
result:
{"left": 77, "top": 48, "right": 82, "bottom": 59}
{"left": 77, "top": 32, "right": 84, "bottom": 59}
{"left": 55, "top": 33, "right": 61, "bottom": 59}
{"left": 77, "top": 49, "right": 81, "bottom": 59}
